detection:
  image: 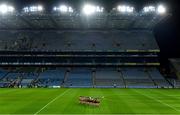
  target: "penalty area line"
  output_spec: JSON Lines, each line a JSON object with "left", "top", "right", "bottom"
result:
{"left": 34, "top": 89, "right": 70, "bottom": 115}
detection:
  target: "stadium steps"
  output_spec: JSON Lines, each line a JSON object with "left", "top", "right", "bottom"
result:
{"left": 31, "top": 68, "right": 41, "bottom": 87}
{"left": 30, "top": 68, "right": 42, "bottom": 87}
{"left": 159, "top": 78, "right": 178, "bottom": 88}
{"left": 7, "top": 72, "right": 22, "bottom": 88}
{"left": 148, "top": 69, "right": 172, "bottom": 88}
{"left": 61, "top": 69, "right": 70, "bottom": 87}
{"left": 0, "top": 72, "right": 10, "bottom": 81}
{"left": 94, "top": 70, "right": 99, "bottom": 87}
{"left": 94, "top": 70, "right": 97, "bottom": 87}
{"left": 92, "top": 69, "right": 96, "bottom": 88}
{"left": 164, "top": 77, "right": 174, "bottom": 88}
{"left": 146, "top": 71, "right": 158, "bottom": 88}
{"left": 118, "top": 69, "right": 126, "bottom": 88}
{"left": 158, "top": 70, "right": 173, "bottom": 87}
{"left": 166, "top": 78, "right": 176, "bottom": 88}
{"left": 122, "top": 68, "right": 157, "bottom": 88}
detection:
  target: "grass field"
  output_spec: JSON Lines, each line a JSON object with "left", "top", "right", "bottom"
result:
{"left": 0, "top": 88, "right": 180, "bottom": 115}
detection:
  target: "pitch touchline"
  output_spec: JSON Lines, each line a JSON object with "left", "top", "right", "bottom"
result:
{"left": 0, "top": 113, "right": 178, "bottom": 115}
{"left": 133, "top": 89, "right": 180, "bottom": 113}
{"left": 34, "top": 89, "right": 71, "bottom": 115}
{"left": 150, "top": 89, "right": 180, "bottom": 99}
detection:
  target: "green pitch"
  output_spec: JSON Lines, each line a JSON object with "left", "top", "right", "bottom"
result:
{"left": 0, "top": 88, "right": 180, "bottom": 115}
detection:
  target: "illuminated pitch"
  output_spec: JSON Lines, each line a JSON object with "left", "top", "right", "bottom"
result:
{"left": 0, "top": 88, "right": 179, "bottom": 114}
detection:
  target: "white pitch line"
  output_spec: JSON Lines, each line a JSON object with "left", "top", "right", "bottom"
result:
{"left": 133, "top": 89, "right": 180, "bottom": 113}
{"left": 0, "top": 113, "right": 178, "bottom": 115}
{"left": 1, "top": 114, "right": 180, "bottom": 115}
{"left": 150, "top": 89, "right": 180, "bottom": 98}
{"left": 34, "top": 89, "right": 70, "bottom": 115}
{"left": 149, "top": 90, "right": 180, "bottom": 108}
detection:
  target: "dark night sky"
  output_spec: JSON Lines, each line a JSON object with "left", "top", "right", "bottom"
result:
{"left": 1, "top": 0, "right": 180, "bottom": 59}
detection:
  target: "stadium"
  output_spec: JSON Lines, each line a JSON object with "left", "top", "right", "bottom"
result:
{"left": 0, "top": 0, "right": 180, "bottom": 114}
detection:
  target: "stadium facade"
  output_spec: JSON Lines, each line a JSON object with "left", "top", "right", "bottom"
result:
{"left": 0, "top": 3, "right": 178, "bottom": 88}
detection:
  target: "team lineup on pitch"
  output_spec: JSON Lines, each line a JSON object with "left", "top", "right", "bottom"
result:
{"left": 0, "top": 0, "right": 179, "bottom": 115}
{"left": 0, "top": 88, "right": 180, "bottom": 114}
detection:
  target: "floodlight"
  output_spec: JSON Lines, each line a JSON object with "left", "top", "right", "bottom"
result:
{"left": 126, "top": 6, "right": 134, "bottom": 13}
{"left": 157, "top": 5, "right": 166, "bottom": 14}
{"left": 53, "top": 7, "right": 57, "bottom": 11}
{"left": 0, "top": 4, "right": 8, "bottom": 14}
{"left": 23, "top": 7, "right": 29, "bottom": 12}
{"left": 59, "top": 5, "right": 68, "bottom": 12}
{"left": 8, "top": 6, "right": 14, "bottom": 12}
{"left": 29, "top": 6, "right": 35, "bottom": 12}
{"left": 53, "top": 5, "right": 73, "bottom": 13}
{"left": 117, "top": 5, "right": 126, "bottom": 12}
{"left": 143, "top": 6, "right": 156, "bottom": 13}
{"left": 117, "top": 5, "right": 134, "bottom": 13}
{"left": 97, "top": 6, "right": 104, "bottom": 12}
{"left": 0, "top": 4, "right": 14, "bottom": 14}
{"left": 96, "top": 6, "right": 103, "bottom": 12}
{"left": 82, "top": 4, "right": 104, "bottom": 15}
{"left": 68, "top": 7, "right": 73, "bottom": 12}
{"left": 23, "top": 5, "right": 44, "bottom": 13}
{"left": 37, "top": 5, "right": 43, "bottom": 11}
{"left": 83, "top": 4, "right": 96, "bottom": 15}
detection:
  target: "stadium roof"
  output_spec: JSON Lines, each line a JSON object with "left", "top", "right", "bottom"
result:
{"left": 0, "top": 2, "right": 170, "bottom": 30}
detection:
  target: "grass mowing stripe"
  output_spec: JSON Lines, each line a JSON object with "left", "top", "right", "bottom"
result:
{"left": 110, "top": 89, "right": 134, "bottom": 114}
{"left": 0, "top": 89, "right": 19, "bottom": 96}
{"left": 34, "top": 89, "right": 70, "bottom": 115}
{"left": 150, "top": 89, "right": 180, "bottom": 99}
{"left": 149, "top": 89, "right": 180, "bottom": 109}
{"left": 133, "top": 89, "right": 180, "bottom": 113}
{"left": 1, "top": 89, "right": 180, "bottom": 114}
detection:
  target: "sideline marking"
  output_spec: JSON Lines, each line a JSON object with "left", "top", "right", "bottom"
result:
{"left": 0, "top": 113, "right": 178, "bottom": 115}
{"left": 133, "top": 89, "right": 180, "bottom": 113}
{"left": 34, "top": 89, "right": 70, "bottom": 115}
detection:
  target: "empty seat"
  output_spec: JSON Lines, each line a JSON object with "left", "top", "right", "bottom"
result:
{"left": 64, "top": 68, "right": 92, "bottom": 88}
{"left": 95, "top": 68, "right": 124, "bottom": 88}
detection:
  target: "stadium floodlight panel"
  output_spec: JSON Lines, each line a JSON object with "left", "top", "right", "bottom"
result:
{"left": 143, "top": 6, "right": 156, "bottom": 13}
{"left": 23, "top": 5, "right": 43, "bottom": 13}
{"left": 60, "top": 5, "right": 68, "bottom": 12}
{"left": 53, "top": 5, "right": 73, "bottom": 13}
{"left": 0, "top": 4, "right": 14, "bottom": 14}
{"left": 157, "top": 5, "right": 166, "bottom": 14}
{"left": 82, "top": 4, "right": 104, "bottom": 15}
{"left": 117, "top": 5, "right": 134, "bottom": 13}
